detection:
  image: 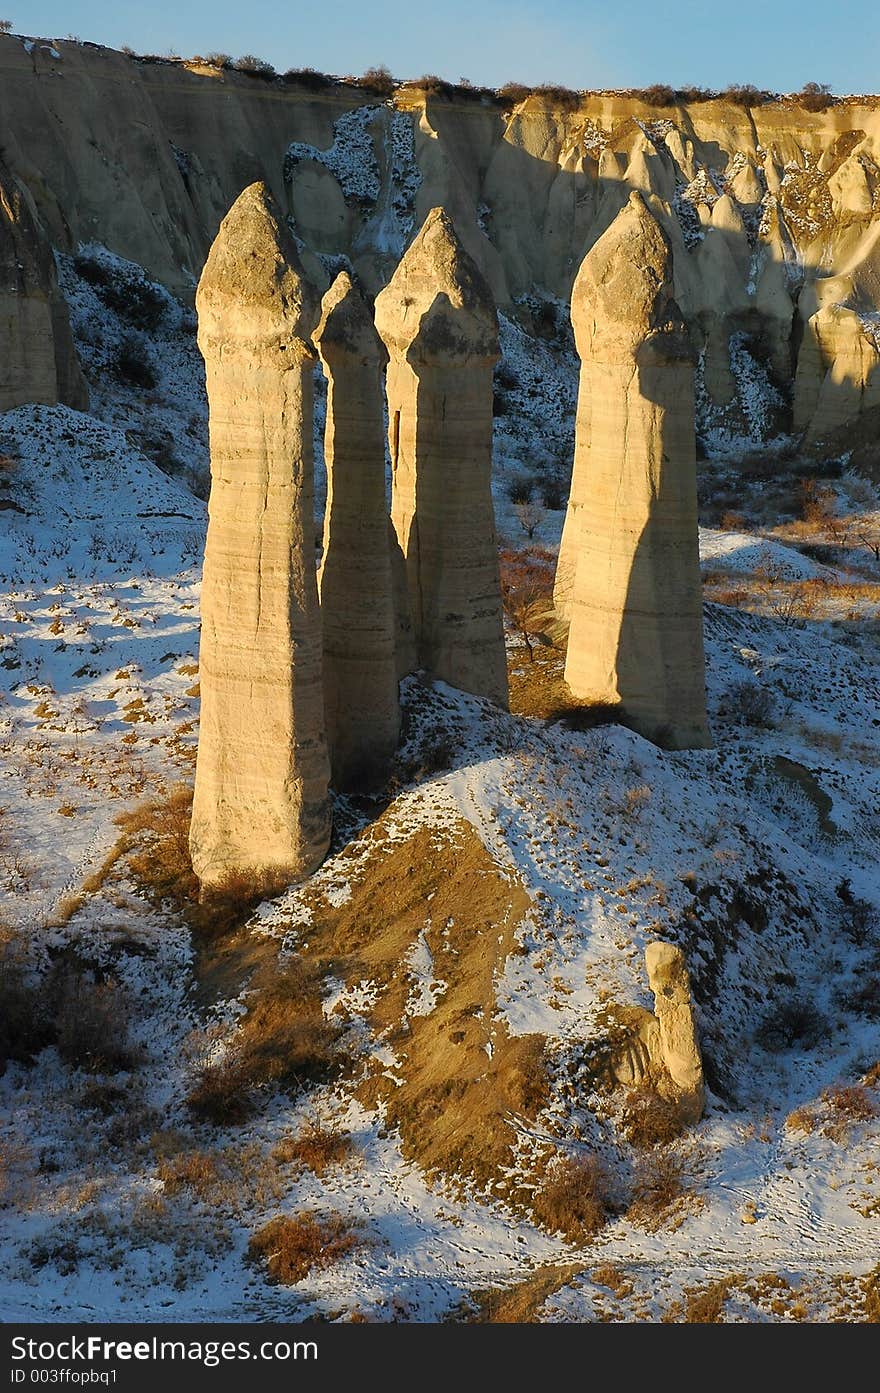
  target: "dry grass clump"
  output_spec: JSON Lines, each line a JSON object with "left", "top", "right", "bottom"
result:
{"left": 463, "top": 1264, "right": 581, "bottom": 1323}
{"left": 785, "top": 1083, "right": 876, "bottom": 1142}
{"left": 819, "top": 1084, "right": 877, "bottom": 1141}
{"left": 247, "top": 1212, "right": 362, "bottom": 1285}
{"left": 621, "top": 1087, "right": 689, "bottom": 1148}
{"left": 665, "top": 1278, "right": 732, "bottom": 1323}
{"left": 864, "top": 1267, "right": 880, "bottom": 1322}
{"left": 187, "top": 960, "right": 342, "bottom": 1125}
{"left": 591, "top": 1263, "right": 633, "bottom": 1298}
{"left": 101, "top": 784, "right": 289, "bottom": 937}
{"left": 156, "top": 1148, "right": 222, "bottom": 1199}
{"left": 51, "top": 966, "right": 138, "bottom": 1073}
{"left": 785, "top": 1104, "right": 817, "bottom": 1135}
{"left": 626, "top": 1151, "right": 692, "bottom": 1230}
{"left": 271, "top": 1122, "right": 353, "bottom": 1175}
{"left": 531, "top": 1154, "right": 613, "bottom": 1243}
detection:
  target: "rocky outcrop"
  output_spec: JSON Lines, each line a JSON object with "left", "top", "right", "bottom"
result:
{"left": 645, "top": 941, "right": 705, "bottom": 1122}
{"left": 189, "top": 182, "right": 331, "bottom": 893}
{"left": 374, "top": 207, "right": 508, "bottom": 707}
{"left": 562, "top": 192, "right": 709, "bottom": 750}
{"left": 0, "top": 156, "right": 87, "bottom": 412}
{"left": 794, "top": 300, "right": 880, "bottom": 446}
{"left": 314, "top": 272, "right": 400, "bottom": 790}
{"left": 610, "top": 942, "right": 705, "bottom": 1123}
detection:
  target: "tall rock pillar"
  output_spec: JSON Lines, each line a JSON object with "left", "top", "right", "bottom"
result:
{"left": 314, "top": 272, "right": 400, "bottom": 791}
{"left": 0, "top": 157, "right": 87, "bottom": 412}
{"left": 563, "top": 192, "right": 709, "bottom": 749}
{"left": 190, "top": 182, "right": 331, "bottom": 892}
{"left": 374, "top": 207, "right": 508, "bottom": 708}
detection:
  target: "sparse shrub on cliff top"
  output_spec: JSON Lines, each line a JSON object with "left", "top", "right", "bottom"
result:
{"left": 232, "top": 55, "right": 275, "bottom": 79}
{"left": 720, "top": 83, "right": 773, "bottom": 108}
{"left": 356, "top": 65, "right": 395, "bottom": 98}
{"left": 640, "top": 84, "right": 677, "bottom": 107}
{"left": 798, "top": 81, "right": 834, "bottom": 113}
{"left": 413, "top": 73, "right": 455, "bottom": 98}
{"left": 495, "top": 81, "right": 531, "bottom": 108}
{"left": 204, "top": 52, "right": 232, "bottom": 69}
{"left": 282, "top": 67, "right": 333, "bottom": 90}
{"left": 533, "top": 83, "right": 581, "bottom": 109}
{"left": 0, "top": 21, "right": 12, "bottom": 34}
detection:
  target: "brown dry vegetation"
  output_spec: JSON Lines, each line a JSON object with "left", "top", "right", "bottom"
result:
{"left": 291, "top": 817, "right": 546, "bottom": 1195}
{"left": 621, "top": 1086, "right": 689, "bottom": 1147}
{"left": 463, "top": 1263, "right": 581, "bottom": 1322}
{"left": 247, "top": 1212, "right": 363, "bottom": 1285}
{"left": 186, "top": 958, "right": 342, "bottom": 1125}
{"left": 626, "top": 1151, "right": 695, "bottom": 1230}
{"left": 1, "top": 935, "right": 137, "bottom": 1076}
{"left": 665, "top": 1278, "right": 733, "bottom": 1323}
{"left": 271, "top": 1122, "right": 354, "bottom": 1175}
{"left": 531, "top": 1154, "right": 613, "bottom": 1242}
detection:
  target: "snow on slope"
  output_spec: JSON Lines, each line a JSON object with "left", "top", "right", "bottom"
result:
{"left": 1, "top": 254, "right": 879, "bottom": 1323}
{"left": 2, "top": 390, "right": 878, "bottom": 1319}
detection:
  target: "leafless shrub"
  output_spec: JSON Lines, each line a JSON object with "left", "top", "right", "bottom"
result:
{"left": 621, "top": 1088, "right": 688, "bottom": 1148}
{"left": 247, "top": 1212, "right": 362, "bottom": 1284}
{"left": 755, "top": 997, "right": 828, "bottom": 1053}
{"left": 626, "top": 1150, "right": 690, "bottom": 1229}
{"left": 531, "top": 1154, "right": 613, "bottom": 1242}
{"left": 797, "top": 81, "right": 834, "bottom": 113}
{"left": 719, "top": 678, "right": 775, "bottom": 728}
{"left": 271, "top": 1122, "right": 353, "bottom": 1175}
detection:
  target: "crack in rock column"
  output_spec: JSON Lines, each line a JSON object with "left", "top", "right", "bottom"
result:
{"left": 190, "top": 181, "right": 331, "bottom": 892}
{"left": 563, "top": 191, "right": 709, "bottom": 749}
{"left": 314, "top": 272, "right": 400, "bottom": 791}
{"left": 374, "top": 207, "right": 508, "bottom": 708}
{"left": 553, "top": 327, "right": 591, "bottom": 623}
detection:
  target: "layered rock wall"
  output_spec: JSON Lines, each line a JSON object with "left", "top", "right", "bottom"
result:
{"left": 4, "top": 35, "right": 880, "bottom": 450}
{"left": 0, "top": 155, "right": 87, "bottom": 411}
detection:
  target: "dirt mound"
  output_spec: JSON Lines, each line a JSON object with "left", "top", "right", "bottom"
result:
{"left": 297, "top": 816, "right": 546, "bottom": 1192}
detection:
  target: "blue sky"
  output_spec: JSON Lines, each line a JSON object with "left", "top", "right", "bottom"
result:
{"left": 9, "top": 1, "right": 880, "bottom": 93}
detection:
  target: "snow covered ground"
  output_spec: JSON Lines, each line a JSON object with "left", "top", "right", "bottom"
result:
{"left": 1, "top": 261, "right": 879, "bottom": 1324}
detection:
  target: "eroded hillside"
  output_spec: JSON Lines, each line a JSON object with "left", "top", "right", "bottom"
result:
{"left": 2, "top": 34, "right": 880, "bottom": 457}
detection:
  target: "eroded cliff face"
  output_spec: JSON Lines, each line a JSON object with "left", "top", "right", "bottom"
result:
{"left": 2, "top": 33, "right": 880, "bottom": 453}
{"left": 0, "top": 151, "right": 87, "bottom": 412}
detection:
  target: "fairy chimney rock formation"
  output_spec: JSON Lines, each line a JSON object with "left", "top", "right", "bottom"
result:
{"left": 0, "top": 157, "right": 87, "bottom": 412}
{"left": 190, "top": 182, "right": 331, "bottom": 892}
{"left": 562, "top": 191, "right": 709, "bottom": 749}
{"left": 374, "top": 207, "right": 509, "bottom": 708}
{"left": 645, "top": 941, "right": 705, "bottom": 1122}
{"left": 315, "top": 272, "right": 400, "bottom": 790}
